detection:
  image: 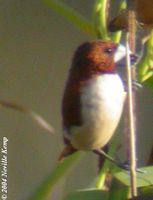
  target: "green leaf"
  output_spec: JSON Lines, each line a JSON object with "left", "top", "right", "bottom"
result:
{"left": 43, "top": 0, "right": 96, "bottom": 36}
{"left": 108, "top": 166, "right": 153, "bottom": 200}
{"left": 137, "top": 31, "right": 153, "bottom": 83}
{"left": 144, "top": 76, "right": 153, "bottom": 89}
{"left": 129, "top": 193, "right": 153, "bottom": 200}
{"left": 93, "top": 0, "right": 110, "bottom": 39}
{"left": 63, "top": 189, "right": 108, "bottom": 200}
{"left": 114, "top": 166, "right": 153, "bottom": 188}
{"left": 108, "top": 178, "right": 129, "bottom": 200}
{"left": 29, "top": 151, "right": 82, "bottom": 200}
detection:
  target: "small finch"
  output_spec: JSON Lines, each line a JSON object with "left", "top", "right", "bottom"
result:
{"left": 59, "top": 40, "right": 136, "bottom": 163}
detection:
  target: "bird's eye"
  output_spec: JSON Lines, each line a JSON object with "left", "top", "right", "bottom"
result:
{"left": 104, "top": 48, "right": 113, "bottom": 54}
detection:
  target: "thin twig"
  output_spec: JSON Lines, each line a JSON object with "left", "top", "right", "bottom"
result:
{"left": 125, "top": 34, "right": 137, "bottom": 197}
{"left": 0, "top": 100, "right": 54, "bottom": 134}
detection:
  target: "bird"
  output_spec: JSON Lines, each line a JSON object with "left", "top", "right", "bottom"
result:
{"left": 108, "top": 0, "right": 153, "bottom": 32}
{"left": 59, "top": 40, "right": 136, "bottom": 163}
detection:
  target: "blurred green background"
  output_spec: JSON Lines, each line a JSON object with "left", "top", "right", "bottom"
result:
{"left": 0, "top": 1, "right": 152, "bottom": 199}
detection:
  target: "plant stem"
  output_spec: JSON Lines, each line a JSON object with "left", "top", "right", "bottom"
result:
{"left": 126, "top": 1, "right": 138, "bottom": 196}
{"left": 93, "top": 0, "right": 110, "bottom": 39}
{"left": 125, "top": 33, "right": 137, "bottom": 197}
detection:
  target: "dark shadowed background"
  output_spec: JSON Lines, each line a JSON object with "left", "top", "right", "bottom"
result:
{"left": 0, "top": 1, "right": 152, "bottom": 200}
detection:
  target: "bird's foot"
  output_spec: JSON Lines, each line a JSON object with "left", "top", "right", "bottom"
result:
{"left": 123, "top": 80, "right": 143, "bottom": 91}
{"left": 94, "top": 149, "right": 145, "bottom": 173}
{"left": 117, "top": 161, "right": 146, "bottom": 173}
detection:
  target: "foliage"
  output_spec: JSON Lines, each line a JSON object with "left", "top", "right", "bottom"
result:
{"left": 28, "top": 0, "right": 153, "bottom": 199}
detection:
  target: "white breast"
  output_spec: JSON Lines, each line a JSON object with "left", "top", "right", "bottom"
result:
{"left": 69, "top": 74, "right": 126, "bottom": 150}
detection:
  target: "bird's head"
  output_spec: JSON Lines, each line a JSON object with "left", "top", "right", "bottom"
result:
{"left": 70, "top": 40, "right": 137, "bottom": 79}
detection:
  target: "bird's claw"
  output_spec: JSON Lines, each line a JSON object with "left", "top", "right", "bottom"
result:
{"left": 117, "top": 161, "right": 146, "bottom": 173}
{"left": 123, "top": 80, "right": 143, "bottom": 91}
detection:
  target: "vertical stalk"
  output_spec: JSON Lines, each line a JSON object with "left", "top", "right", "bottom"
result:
{"left": 126, "top": 2, "right": 137, "bottom": 197}
{"left": 125, "top": 35, "right": 137, "bottom": 197}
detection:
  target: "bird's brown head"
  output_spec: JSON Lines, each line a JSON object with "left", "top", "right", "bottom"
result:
{"left": 70, "top": 40, "right": 118, "bottom": 80}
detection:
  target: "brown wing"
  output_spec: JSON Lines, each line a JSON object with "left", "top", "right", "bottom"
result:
{"left": 62, "top": 73, "right": 83, "bottom": 131}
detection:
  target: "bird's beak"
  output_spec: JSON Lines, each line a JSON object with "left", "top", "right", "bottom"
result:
{"left": 114, "top": 44, "right": 138, "bottom": 66}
